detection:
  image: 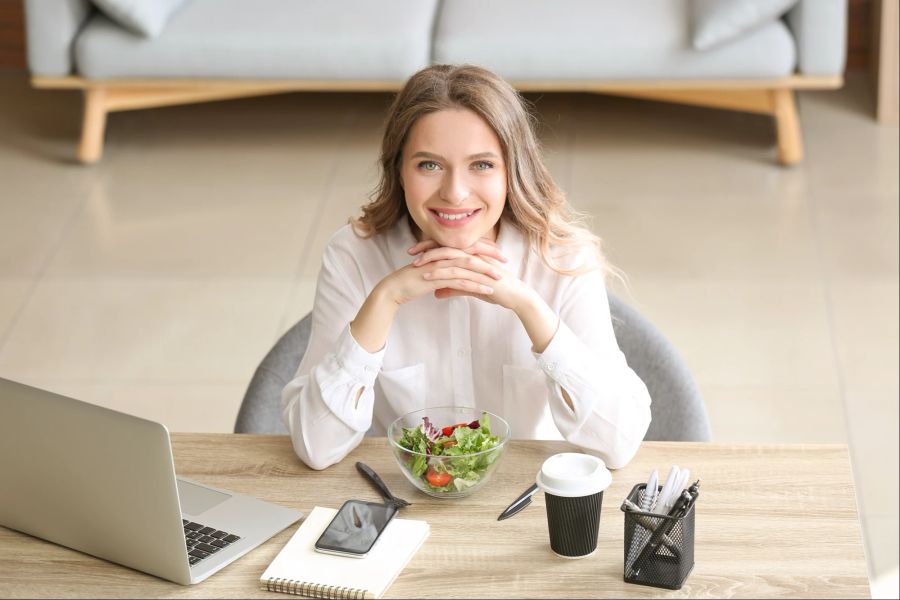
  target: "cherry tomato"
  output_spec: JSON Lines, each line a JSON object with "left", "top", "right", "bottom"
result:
{"left": 441, "top": 422, "right": 469, "bottom": 437}
{"left": 425, "top": 467, "right": 452, "bottom": 487}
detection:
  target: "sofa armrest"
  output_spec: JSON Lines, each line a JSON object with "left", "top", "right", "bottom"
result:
{"left": 785, "top": 0, "right": 847, "bottom": 76}
{"left": 24, "top": 0, "right": 93, "bottom": 76}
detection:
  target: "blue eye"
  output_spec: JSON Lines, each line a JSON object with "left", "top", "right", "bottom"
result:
{"left": 473, "top": 161, "right": 494, "bottom": 170}
{"left": 418, "top": 160, "right": 439, "bottom": 171}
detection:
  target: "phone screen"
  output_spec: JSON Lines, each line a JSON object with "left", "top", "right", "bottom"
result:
{"left": 314, "top": 500, "right": 397, "bottom": 557}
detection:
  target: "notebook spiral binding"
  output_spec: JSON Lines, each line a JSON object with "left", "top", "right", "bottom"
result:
{"left": 263, "top": 577, "right": 371, "bottom": 599}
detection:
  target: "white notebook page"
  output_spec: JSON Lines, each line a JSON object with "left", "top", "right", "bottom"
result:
{"left": 260, "top": 506, "right": 429, "bottom": 599}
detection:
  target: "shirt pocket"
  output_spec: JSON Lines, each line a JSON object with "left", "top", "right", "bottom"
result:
{"left": 376, "top": 363, "right": 427, "bottom": 421}
{"left": 501, "top": 364, "right": 563, "bottom": 441}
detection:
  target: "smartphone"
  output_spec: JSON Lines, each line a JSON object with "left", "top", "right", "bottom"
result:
{"left": 314, "top": 500, "right": 398, "bottom": 558}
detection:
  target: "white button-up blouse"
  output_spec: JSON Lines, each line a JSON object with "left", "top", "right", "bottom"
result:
{"left": 282, "top": 218, "right": 652, "bottom": 470}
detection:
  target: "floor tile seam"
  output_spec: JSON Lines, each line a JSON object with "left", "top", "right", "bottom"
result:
{"left": 862, "top": 511, "right": 900, "bottom": 521}
{"left": 0, "top": 377, "right": 252, "bottom": 385}
{"left": 276, "top": 109, "right": 360, "bottom": 337}
{"left": 697, "top": 382, "right": 851, "bottom": 391}
{"left": 806, "top": 187, "right": 871, "bottom": 518}
{"left": 609, "top": 273, "right": 836, "bottom": 284}
{"left": 858, "top": 512, "right": 900, "bottom": 581}
{"left": 24, "top": 274, "right": 297, "bottom": 284}
{"left": 694, "top": 380, "right": 844, "bottom": 392}
{"left": 0, "top": 179, "right": 94, "bottom": 354}
{"left": 603, "top": 273, "right": 835, "bottom": 285}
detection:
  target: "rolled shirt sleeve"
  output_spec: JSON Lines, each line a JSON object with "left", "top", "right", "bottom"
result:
{"left": 283, "top": 221, "right": 651, "bottom": 471}
{"left": 532, "top": 269, "right": 652, "bottom": 469}
{"left": 281, "top": 236, "right": 385, "bottom": 470}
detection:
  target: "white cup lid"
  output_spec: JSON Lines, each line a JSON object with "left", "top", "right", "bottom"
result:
{"left": 535, "top": 453, "right": 612, "bottom": 497}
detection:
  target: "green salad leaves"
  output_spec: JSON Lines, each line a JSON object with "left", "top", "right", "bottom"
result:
{"left": 397, "top": 412, "right": 502, "bottom": 493}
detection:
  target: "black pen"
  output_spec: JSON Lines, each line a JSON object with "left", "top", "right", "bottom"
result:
{"left": 497, "top": 483, "right": 539, "bottom": 520}
{"left": 621, "top": 499, "right": 681, "bottom": 557}
{"left": 628, "top": 490, "right": 693, "bottom": 578}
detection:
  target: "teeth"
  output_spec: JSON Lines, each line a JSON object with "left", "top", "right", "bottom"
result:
{"left": 437, "top": 211, "right": 474, "bottom": 221}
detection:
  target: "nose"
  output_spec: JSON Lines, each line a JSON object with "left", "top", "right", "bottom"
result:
{"left": 439, "top": 169, "right": 470, "bottom": 205}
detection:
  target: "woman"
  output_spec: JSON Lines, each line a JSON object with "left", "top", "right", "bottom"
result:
{"left": 283, "top": 64, "right": 651, "bottom": 470}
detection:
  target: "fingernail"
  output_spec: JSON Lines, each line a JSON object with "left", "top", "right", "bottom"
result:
{"left": 482, "top": 286, "right": 494, "bottom": 294}
{"left": 423, "top": 272, "right": 431, "bottom": 279}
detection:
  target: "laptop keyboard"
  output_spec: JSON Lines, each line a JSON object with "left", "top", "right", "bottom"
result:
{"left": 182, "top": 519, "right": 241, "bottom": 566}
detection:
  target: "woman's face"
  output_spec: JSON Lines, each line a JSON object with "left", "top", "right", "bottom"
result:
{"left": 400, "top": 108, "right": 507, "bottom": 248}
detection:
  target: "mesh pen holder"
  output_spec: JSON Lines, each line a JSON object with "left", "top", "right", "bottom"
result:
{"left": 621, "top": 483, "right": 695, "bottom": 590}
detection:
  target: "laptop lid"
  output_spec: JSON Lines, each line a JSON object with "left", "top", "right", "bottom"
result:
{"left": 0, "top": 378, "right": 192, "bottom": 584}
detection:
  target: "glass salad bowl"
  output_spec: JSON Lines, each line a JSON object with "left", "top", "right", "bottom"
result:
{"left": 388, "top": 406, "right": 510, "bottom": 499}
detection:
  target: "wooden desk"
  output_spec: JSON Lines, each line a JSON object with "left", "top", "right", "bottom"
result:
{"left": 0, "top": 435, "right": 870, "bottom": 598}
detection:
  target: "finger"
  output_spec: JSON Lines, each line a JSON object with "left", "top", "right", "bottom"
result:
{"left": 434, "top": 288, "right": 492, "bottom": 302}
{"left": 426, "top": 277, "right": 494, "bottom": 295}
{"left": 424, "top": 260, "right": 501, "bottom": 281}
{"left": 428, "top": 256, "right": 501, "bottom": 279}
{"left": 435, "top": 288, "right": 476, "bottom": 299}
{"left": 407, "top": 239, "right": 439, "bottom": 255}
{"left": 413, "top": 246, "right": 467, "bottom": 266}
{"left": 463, "top": 241, "right": 508, "bottom": 263}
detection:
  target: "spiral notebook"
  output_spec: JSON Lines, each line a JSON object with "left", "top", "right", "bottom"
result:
{"left": 260, "top": 506, "right": 429, "bottom": 599}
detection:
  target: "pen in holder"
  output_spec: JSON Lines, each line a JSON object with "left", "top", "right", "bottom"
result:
{"left": 621, "top": 483, "right": 695, "bottom": 590}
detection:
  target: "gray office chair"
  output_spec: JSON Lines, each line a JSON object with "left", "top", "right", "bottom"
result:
{"left": 234, "top": 295, "right": 711, "bottom": 441}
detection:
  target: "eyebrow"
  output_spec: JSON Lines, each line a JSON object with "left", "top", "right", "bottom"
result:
{"left": 410, "top": 151, "right": 501, "bottom": 161}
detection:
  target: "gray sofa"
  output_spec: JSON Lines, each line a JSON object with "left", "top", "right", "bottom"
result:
{"left": 24, "top": 0, "right": 847, "bottom": 164}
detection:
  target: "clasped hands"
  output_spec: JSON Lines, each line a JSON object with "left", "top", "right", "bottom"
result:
{"left": 382, "top": 237, "right": 533, "bottom": 313}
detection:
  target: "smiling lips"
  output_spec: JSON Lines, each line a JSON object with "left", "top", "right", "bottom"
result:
{"left": 429, "top": 208, "right": 481, "bottom": 227}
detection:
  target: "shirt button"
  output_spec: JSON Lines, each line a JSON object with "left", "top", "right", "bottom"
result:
{"left": 457, "top": 348, "right": 468, "bottom": 358}
{"left": 546, "top": 362, "right": 556, "bottom": 372}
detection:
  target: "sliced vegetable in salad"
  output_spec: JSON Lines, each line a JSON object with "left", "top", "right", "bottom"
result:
{"left": 396, "top": 412, "right": 502, "bottom": 493}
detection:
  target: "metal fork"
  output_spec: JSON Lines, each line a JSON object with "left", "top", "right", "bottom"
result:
{"left": 355, "top": 462, "right": 411, "bottom": 508}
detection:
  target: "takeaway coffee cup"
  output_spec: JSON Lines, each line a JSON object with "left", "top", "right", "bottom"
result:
{"left": 535, "top": 452, "right": 612, "bottom": 558}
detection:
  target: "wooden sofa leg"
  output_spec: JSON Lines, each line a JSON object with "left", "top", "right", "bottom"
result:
{"left": 771, "top": 88, "right": 803, "bottom": 166}
{"left": 77, "top": 87, "right": 108, "bottom": 164}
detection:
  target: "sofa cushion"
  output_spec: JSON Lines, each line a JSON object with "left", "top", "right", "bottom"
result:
{"left": 74, "top": 0, "right": 438, "bottom": 80}
{"left": 24, "top": 0, "right": 93, "bottom": 77}
{"left": 433, "top": 0, "right": 796, "bottom": 81}
{"left": 786, "top": 0, "right": 847, "bottom": 76}
{"left": 92, "top": 0, "right": 188, "bottom": 38}
{"left": 691, "top": 0, "right": 798, "bottom": 50}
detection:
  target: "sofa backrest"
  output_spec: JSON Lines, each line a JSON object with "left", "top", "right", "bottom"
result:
{"left": 22, "top": 0, "right": 848, "bottom": 79}
{"left": 24, "top": 0, "right": 93, "bottom": 77}
{"left": 786, "top": 0, "right": 848, "bottom": 75}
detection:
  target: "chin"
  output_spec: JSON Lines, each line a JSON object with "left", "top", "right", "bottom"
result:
{"left": 432, "top": 230, "right": 483, "bottom": 249}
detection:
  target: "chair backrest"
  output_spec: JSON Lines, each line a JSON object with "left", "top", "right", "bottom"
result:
{"left": 234, "top": 315, "right": 310, "bottom": 435}
{"left": 235, "top": 295, "right": 711, "bottom": 441}
{"left": 606, "top": 294, "right": 711, "bottom": 441}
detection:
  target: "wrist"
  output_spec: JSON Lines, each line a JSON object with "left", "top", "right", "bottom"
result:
{"left": 513, "top": 288, "right": 548, "bottom": 320}
{"left": 514, "top": 290, "right": 558, "bottom": 354}
{"left": 373, "top": 278, "right": 404, "bottom": 311}
{"left": 350, "top": 282, "right": 400, "bottom": 354}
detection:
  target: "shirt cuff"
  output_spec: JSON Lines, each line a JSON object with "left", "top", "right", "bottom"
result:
{"left": 335, "top": 324, "right": 385, "bottom": 388}
{"left": 532, "top": 319, "right": 579, "bottom": 383}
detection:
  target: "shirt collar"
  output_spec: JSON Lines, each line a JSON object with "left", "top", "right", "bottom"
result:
{"left": 387, "top": 216, "right": 420, "bottom": 271}
{"left": 494, "top": 218, "right": 529, "bottom": 277}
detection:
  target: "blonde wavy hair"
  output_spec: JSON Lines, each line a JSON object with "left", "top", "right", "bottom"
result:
{"left": 354, "top": 64, "right": 608, "bottom": 277}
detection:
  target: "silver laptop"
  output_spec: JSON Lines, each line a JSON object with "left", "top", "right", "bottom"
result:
{"left": 0, "top": 377, "right": 303, "bottom": 585}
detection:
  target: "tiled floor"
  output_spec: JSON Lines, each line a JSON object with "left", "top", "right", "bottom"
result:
{"left": 0, "top": 71, "right": 896, "bottom": 591}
